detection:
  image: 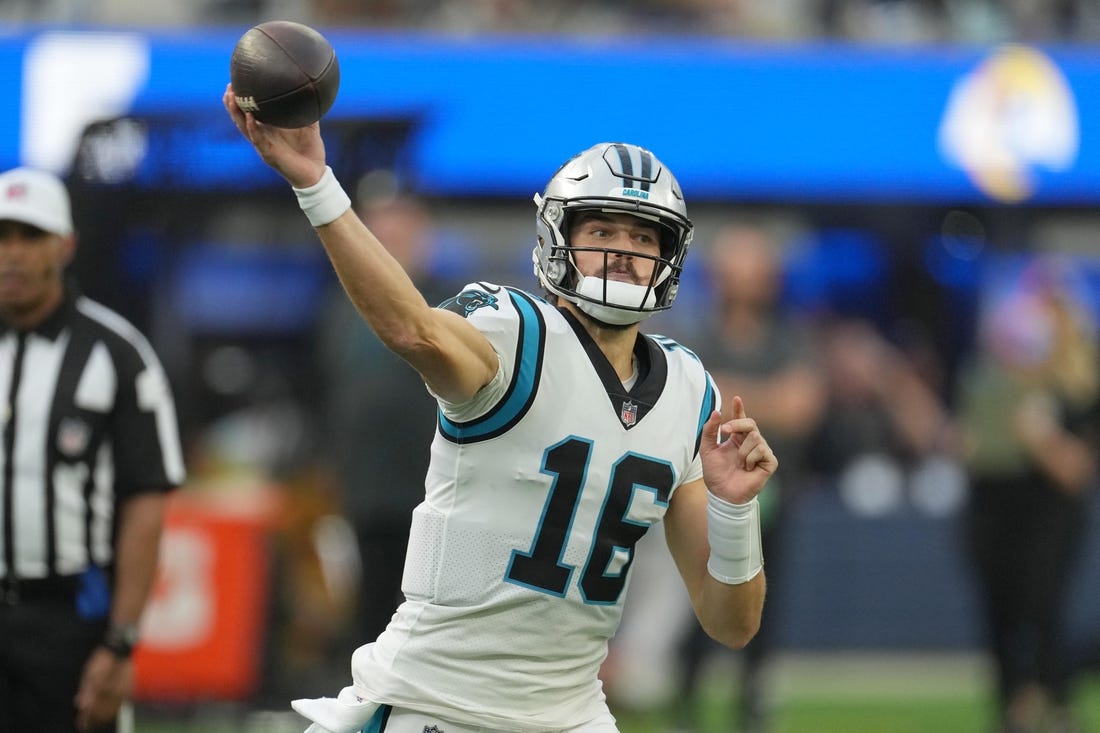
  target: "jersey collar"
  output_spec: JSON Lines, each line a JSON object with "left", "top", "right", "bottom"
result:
{"left": 560, "top": 308, "right": 669, "bottom": 429}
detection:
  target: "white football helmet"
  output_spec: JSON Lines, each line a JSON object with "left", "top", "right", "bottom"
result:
{"left": 532, "top": 142, "right": 694, "bottom": 325}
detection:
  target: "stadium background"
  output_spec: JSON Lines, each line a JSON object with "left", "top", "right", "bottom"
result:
{"left": 1, "top": 3, "right": 1099, "bottom": 730}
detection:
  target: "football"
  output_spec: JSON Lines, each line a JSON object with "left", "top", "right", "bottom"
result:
{"left": 229, "top": 20, "right": 340, "bottom": 129}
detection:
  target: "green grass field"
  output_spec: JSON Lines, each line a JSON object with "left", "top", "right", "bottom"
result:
{"left": 613, "top": 653, "right": 1100, "bottom": 733}
{"left": 135, "top": 653, "right": 1100, "bottom": 733}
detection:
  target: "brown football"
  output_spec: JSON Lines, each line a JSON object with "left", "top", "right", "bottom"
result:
{"left": 229, "top": 21, "right": 340, "bottom": 129}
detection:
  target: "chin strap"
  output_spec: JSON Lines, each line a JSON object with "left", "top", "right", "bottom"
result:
{"left": 572, "top": 276, "right": 656, "bottom": 325}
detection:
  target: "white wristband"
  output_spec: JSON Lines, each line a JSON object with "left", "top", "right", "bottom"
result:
{"left": 292, "top": 166, "right": 351, "bottom": 227}
{"left": 706, "top": 493, "right": 763, "bottom": 585}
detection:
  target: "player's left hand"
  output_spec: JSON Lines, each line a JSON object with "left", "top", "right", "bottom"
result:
{"left": 74, "top": 647, "right": 132, "bottom": 732}
{"left": 699, "top": 396, "right": 777, "bottom": 505}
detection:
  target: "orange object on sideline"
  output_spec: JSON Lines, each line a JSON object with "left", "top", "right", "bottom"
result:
{"left": 133, "top": 483, "right": 280, "bottom": 701}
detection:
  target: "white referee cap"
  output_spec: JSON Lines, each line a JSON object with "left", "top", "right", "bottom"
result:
{"left": 0, "top": 167, "right": 74, "bottom": 236}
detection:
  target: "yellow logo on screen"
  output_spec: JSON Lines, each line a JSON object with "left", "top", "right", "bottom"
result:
{"left": 938, "top": 45, "right": 1079, "bottom": 203}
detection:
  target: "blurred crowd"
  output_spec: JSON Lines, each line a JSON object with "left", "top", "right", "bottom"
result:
{"left": 1, "top": 0, "right": 1099, "bottom": 44}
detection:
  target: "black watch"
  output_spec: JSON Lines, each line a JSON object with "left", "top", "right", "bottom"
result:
{"left": 101, "top": 623, "right": 141, "bottom": 659}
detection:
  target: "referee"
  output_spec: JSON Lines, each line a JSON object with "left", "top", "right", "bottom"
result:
{"left": 0, "top": 167, "right": 185, "bottom": 732}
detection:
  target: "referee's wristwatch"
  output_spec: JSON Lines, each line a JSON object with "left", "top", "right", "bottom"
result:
{"left": 101, "top": 623, "right": 141, "bottom": 659}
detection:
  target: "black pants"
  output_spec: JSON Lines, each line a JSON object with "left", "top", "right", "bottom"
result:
{"left": 0, "top": 596, "right": 112, "bottom": 733}
{"left": 965, "top": 475, "right": 1088, "bottom": 712}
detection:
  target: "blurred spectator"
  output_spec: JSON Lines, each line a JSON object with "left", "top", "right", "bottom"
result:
{"left": 305, "top": 0, "right": 411, "bottom": 26}
{"left": 817, "top": 0, "right": 1100, "bottom": 42}
{"left": 956, "top": 255, "right": 1100, "bottom": 733}
{"left": 819, "top": 0, "right": 953, "bottom": 42}
{"left": 808, "top": 315, "right": 959, "bottom": 517}
{"left": 670, "top": 223, "right": 828, "bottom": 733}
{"left": 315, "top": 174, "right": 461, "bottom": 651}
{"left": 999, "top": 0, "right": 1100, "bottom": 42}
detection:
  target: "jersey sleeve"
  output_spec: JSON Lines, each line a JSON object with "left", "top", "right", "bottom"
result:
{"left": 434, "top": 282, "right": 523, "bottom": 422}
{"left": 680, "top": 369, "right": 721, "bottom": 486}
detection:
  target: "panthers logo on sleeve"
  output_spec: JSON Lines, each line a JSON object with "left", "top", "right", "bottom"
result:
{"left": 438, "top": 288, "right": 500, "bottom": 318}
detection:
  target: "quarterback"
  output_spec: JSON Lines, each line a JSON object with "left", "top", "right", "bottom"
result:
{"left": 225, "top": 86, "right": 776, "bottom": 733}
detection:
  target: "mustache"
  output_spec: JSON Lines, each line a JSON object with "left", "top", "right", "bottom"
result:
{"left": 604, "top": 262, "right": 638, "bottom": 278}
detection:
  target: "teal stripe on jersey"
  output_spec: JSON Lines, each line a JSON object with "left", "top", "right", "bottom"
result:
{"left": 439, "top": 289, "right": 545, "bottom": 443}
{"left": 360, "top": 704, "right": 390, "bottom": 733}
{"left": 695, "top": 372, "right": 717, "bottom": 455}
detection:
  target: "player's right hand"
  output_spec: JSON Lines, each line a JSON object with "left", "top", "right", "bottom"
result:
{"left": 223, "top": 84, "right": 327, "bottom": 189}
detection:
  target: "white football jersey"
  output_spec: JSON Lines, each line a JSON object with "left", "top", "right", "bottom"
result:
{"left": 348, "top": 283, "right": 717, "bottom": 731}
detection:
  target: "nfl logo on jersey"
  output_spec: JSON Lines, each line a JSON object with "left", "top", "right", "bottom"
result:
{"left": 423, "top": 726, "right": 444, "bottom": 733}
{"left": 620, "top": 400, "right": 638, "bottom": 427}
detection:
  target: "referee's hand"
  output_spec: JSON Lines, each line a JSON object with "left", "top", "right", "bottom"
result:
{"left": 74, "top": 647, "right": 132, "bottom": 731}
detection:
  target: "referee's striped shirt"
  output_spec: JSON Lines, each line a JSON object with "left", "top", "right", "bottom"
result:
{"left": 0, "top": 287, "right": 185, "bottom": 580}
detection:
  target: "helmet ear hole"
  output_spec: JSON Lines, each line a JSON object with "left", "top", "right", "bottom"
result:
{"left": 546, "top": 258, "right": 566, "bottom": 284}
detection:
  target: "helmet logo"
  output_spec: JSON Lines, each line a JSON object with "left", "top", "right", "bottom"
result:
{"left": 618, "top": 188, "right": 650, "bottom": 200}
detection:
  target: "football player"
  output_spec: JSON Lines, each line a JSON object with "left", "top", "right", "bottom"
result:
{"left": 225, "top": 86, "right": 776, "bottom": 733}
